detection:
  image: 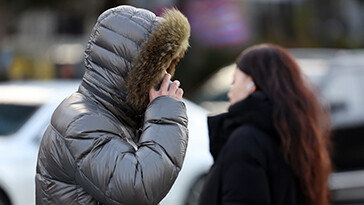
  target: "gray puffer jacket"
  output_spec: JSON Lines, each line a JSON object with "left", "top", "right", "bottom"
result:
{"left": 35, "top": 5, "right": 190, "bottom": 205}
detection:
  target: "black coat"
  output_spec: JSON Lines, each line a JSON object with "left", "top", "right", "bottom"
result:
{"left": 199, "top": 92, "right": 303, "bottom": 205}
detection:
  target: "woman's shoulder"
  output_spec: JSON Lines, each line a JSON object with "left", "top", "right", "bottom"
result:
{"left": 222, "top": 125, "right": 279, "bottom": 165}
{"left": 228, "top": 124, "right": 277, "bottom": 148}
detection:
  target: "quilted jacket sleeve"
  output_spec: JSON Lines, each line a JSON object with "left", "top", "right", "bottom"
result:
{"left": 69, "top": 96, "right": 188, "bottom": 205}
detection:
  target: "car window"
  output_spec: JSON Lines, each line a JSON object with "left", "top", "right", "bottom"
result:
{"left": 322, "top": 69, "right": 364, "bottom": 171}
{"left": 0, "top": 104, "right": 40, "bottom": 136}
{"left": 211, "top": 91, "right": 229, "bottom": 102}
{"left": 333, "top": 126, "right": 364, "bottom": 171}
{"left": 323, "top": 69, "right": 364, "bottom": 117}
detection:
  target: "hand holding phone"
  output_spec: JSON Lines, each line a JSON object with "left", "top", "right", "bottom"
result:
{"left": 149, "top": 73, "right": 184, "bottom": 102}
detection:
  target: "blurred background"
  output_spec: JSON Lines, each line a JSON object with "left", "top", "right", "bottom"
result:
{"left": 0, "top": 0, "right": 364, "bottom": 204}
{"left": 1, "top": 0, "right": 363, "bottom": 91}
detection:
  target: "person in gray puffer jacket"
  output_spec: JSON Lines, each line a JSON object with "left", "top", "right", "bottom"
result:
{"left": 35, "top": 5, "right": 190, "bottom": 205}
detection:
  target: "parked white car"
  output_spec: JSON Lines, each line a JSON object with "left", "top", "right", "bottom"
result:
{"left": 0, "top": 80, "right": 213, "bottom": 205}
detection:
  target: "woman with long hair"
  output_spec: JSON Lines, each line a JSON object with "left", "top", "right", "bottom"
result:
{"left": 199, "top": 44, "right": 332, "bottom": 205}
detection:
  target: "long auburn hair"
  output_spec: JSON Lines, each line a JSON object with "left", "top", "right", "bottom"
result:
{"left": 236, "top": 44, "right": 332, "bottom": 205}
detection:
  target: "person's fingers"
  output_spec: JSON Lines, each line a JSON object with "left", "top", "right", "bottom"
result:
{"left": 176, "top": 88, "right": 184, "bottom": 99}
{"left": 150, "top": 84, "right": 158, "bottom": 92}
{"left": 150, "top": 83, "right": 159, "bottom": 95}
{"left": 169, "top": 80, "right": 180, "bottom": 94}
{"left": 149, "top": 86, "right": 156, "bottom": 102}
{"left": 174, "top": 80, "right": 180, "bottom": 87}
{"left": 160, "top": 73, "right": 171, "bottom": 91}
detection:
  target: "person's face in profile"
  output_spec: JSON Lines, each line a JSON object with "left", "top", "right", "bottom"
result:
{"left": 228, "top": 67, "right": 256, "bottom": 105}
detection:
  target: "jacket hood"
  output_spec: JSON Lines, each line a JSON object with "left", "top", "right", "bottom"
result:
{"left": 79, "top": 5, "right": 190, "bottom": 128}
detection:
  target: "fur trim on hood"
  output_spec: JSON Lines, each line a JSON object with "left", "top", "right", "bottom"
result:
{"left": 126, "top": 8, "right": 190, "bottom": 113}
